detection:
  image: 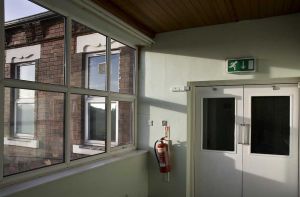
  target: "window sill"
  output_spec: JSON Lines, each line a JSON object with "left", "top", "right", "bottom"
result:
{"left": 72, "top": 144, "right": 105, "bottom": 155}
{"left": 0, "top": 150, "right": 148, "bottom": 197}
{"left": 4, "top": 137, "right": 39, "bottom": 148}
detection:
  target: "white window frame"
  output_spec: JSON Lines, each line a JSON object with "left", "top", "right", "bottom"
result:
{"left": 84, "top": 98, "right": 119, "bottom": 147}
{"left": 84, "top": 51, "right": 120, "bottom": 146}
{"left": 85, "top": 52, "right": 107, "bottom": 91}
{"left": 13, "top": 62, "right": 36, "bottom": 139}
{"left": 84, "top": 96, "right": 106, "bottom": 146}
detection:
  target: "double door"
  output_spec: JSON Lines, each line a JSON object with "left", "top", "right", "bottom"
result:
{"left": 195, "top": 84, "right": 299, "bottom": 197}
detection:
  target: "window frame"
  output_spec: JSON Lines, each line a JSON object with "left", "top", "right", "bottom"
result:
{"left": 85, "top": 52, "right": 107, "bottom": 91}
{"left": 84, "top": 50, "right": 121, "bottom": 147}
{"left": 0, "top": 0, "right": 138, "bottom": 184}
{"left": 84, "top": 97, "right": 119, "bottom": 147}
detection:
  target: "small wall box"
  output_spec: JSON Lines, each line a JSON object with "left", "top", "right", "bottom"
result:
{"left": 226, "top": 58, "right": 256, "bottom": 74}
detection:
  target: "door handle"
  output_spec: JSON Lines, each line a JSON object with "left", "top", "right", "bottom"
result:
{"left": 238, "top": 123, "right": 250, "bottom": 145}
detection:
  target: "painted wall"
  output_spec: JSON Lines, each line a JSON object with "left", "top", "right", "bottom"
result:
{"left": 139, "top": 13, "right": 300, "bottom": 197}
{"left": 4, "top": 153, "right": 148, "bottom": 197}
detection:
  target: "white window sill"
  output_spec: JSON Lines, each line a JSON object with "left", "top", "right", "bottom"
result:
{"left": 0, "top": 150, "right": 148, "bottom": 197}
{"left": 4, "top": 137, "right": 39, "bottom": 148}
{"left": 72, "top": 145, "right": 105, "bottom": 155}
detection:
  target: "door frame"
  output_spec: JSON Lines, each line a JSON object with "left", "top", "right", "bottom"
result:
{"left": 186, "top": 77, "right": 300, "bottom": 197}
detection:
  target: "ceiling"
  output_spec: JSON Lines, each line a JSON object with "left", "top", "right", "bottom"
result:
{"left": 92, "top": 0, "right": 300, "bottom": 38}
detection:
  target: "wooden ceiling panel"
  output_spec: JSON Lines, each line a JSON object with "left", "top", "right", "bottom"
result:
{"left": 92, "top": 0, "right": 300, "bottom": 37}
{"left": 232, "top": 0, "right": 300, "bottom": 20}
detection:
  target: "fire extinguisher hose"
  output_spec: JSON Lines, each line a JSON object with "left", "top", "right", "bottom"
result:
{"left": 154, "top": 140, "right": 160, "bottom": 168}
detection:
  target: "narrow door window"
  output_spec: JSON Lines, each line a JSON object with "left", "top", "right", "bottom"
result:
{"left": 251, "top": 96, "right": 290, "bottom": 155}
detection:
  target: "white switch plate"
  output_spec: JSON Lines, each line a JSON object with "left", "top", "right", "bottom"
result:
{"left": 170, "top": 86, "right": 190, "bottom": 92}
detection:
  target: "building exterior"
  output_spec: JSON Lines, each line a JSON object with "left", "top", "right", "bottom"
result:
{"left": 4, "top": 12, "right": 135, "bottom": 176}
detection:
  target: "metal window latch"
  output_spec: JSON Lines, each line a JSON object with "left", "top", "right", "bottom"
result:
{"left": 272, "top": 85, "right": 280, "bottom": 91}
{"left": 238, "top": 123, "right": 250, "bottom": 145}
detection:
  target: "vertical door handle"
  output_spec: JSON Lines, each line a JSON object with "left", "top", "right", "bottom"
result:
{"left": 238, "top": 123, "right": 250, "bottom": 145}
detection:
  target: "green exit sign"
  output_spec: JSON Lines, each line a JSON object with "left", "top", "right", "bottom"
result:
{"left": 226, "top": 58, "right": 256, "bottom": 73}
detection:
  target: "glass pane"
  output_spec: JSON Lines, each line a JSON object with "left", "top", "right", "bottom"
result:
{"left": 110, "top": 53, "right": 120, "bottom": 92}
{"left": 203, "top": 98, "right": 235, "bottom": 151}
{"left": 19, "top": 89, "right": 35, "bottom": 99}
{"left": 4, "top": 0, "right": 65, "bottom": 85}
{"left": 16, "top": 62, "right": 35, "bottom": 81}
{"left": 88, "top": 102, "right": 106, "bottom": 140}
{"left": 251, "top": 96, "right": 290, "bottom": 155}
{"left": 111, "top": 101, "right": 133, "bottom": 148}
{"left": 111, "top": 102, "right": 117, "bottom": 142}
{"left": 16, "top": 103, "right": 35, "bottom": 135}
{"left": 88, "top": 55, "right": 106, "bottom": 90}
{"left": 71, "top": 20, "right": 107, "bottom": 90}
{"left": 4, "top": 88, "right": 64, "bottom": 176}
{"left": 70, "top": 94, "right": 106, "bottom": 160}
{"left": 110, "top": 39, "right": 135, "bottom": 94}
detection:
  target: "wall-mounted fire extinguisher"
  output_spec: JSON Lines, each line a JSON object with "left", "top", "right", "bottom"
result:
{"left": 154, "top": 136, "right": 171, "bottom": 173}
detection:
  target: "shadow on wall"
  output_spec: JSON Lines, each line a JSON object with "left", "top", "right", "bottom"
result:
{"left": 148, "top": 140, "right": 187, "bottom": 197}
{"left": 197, "top": 151, "right": 297, "bottom": 197}
{"left": 138, "top": 13, "right": 300, "bottom": 197}
{"left": 147, "top": 14, "right": 300, "bottom": 59}
{"left": 138, "top": 86, "right": 187, "bottom": 196}
{"left": 145, "top": 13, "right": 300, "bottom": 79}
{"left": 140, "top": 97, "right": 187, "bottom": 114}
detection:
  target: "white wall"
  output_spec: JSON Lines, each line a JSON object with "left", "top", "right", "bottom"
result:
{"left": 4, "top": 153, "right": 148, "bottom": 197}
{"left": 139, "top": 13, "right": 300, "bottom": 197}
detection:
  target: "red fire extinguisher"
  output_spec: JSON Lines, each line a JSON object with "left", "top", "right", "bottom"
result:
{"left": 154, "top": 137, "right": 171, "bottom": 173}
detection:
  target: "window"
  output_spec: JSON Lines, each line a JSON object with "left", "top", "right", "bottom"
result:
{"left": 4, "top": 88, "right": 65, "bottom": 176}
{"left": 202, "top": 98, "right": 235, "bottom": 151}
{"left": 111, "top": 101, "right": 133, "bottom": 148}
{"left": 110, "top": 39, "right": 135, "bottom": 94}
{"left": 85, "top": 96, "right": 106, "bottom": 144}
{"left": 1, "top": 0, "right": 137, "bottom": 182}
{"left": 14, "top": 90, "right": 35, "bottom": 138}
{"left": 71, "top": 94, "right": 107, "bottom": 160}
{"left": 13, "top": 62, "right": 36, "bottom": 138}
{"left": 86, "top": 53, "right": 107, "bottom": 90}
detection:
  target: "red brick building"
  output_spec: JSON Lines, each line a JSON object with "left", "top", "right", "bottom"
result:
{"left": 4, "top": 12, "right": 135, "bottom": 176}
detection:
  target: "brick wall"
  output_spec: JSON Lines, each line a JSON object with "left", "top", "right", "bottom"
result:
{"left": 4, "top": 14, "right": 135, "bottom": 174}
{"left": 119, "top": 46, "right": 135, "bottom": 95}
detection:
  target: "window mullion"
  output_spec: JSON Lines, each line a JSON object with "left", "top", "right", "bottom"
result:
{"left": 134, "top": 48, "right": 138, "bottom": 147}
{"left": 64, "top": 16, "right": 72, "bottom": 165}
{"left": 106, "top": 37, "right": 111, "bottom": 153}
{"left": 107, "top": 37, "right": 111, "bottom": 93}
{"left": 0, "top": 0, "right": 5, "bottom": 181}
